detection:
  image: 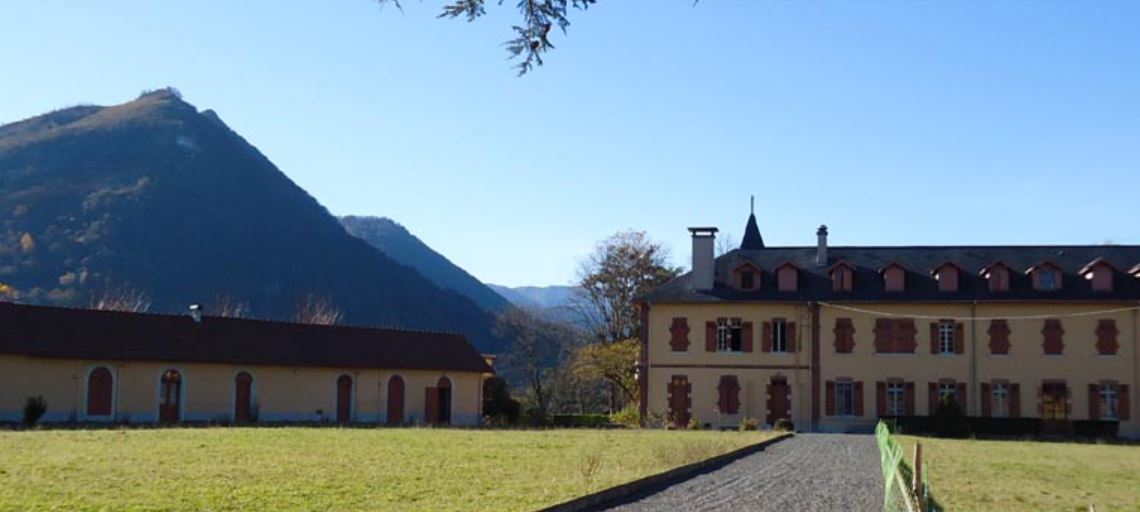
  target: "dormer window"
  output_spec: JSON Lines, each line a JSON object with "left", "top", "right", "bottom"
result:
{"left": 1028, "top": 261, "right": 1062, "bottom": 292}
{"left": 932, "top": 263, "right": 961, "bottom": 293}
{"left": 829, "top": 261, "right": 855, "bottom": 293}
{"left": 1079, "top": 258, "right": 1116, "bottom": 293}
{"left": 776, "top": 262, "right": 798, "bottom": 292}
{"left": 981, "top": 262, "right": 1012, "bottom": 293}
{"left": 880, "top": 263, "right": 906, "bottom": 293}
{"left": 732, "top": 262, "right": 761, "bottom": 291}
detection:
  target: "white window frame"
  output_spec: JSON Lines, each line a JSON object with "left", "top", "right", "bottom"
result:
{"left": 938, "top": 322, "right": 955, "bottom": 354}
{"left": 716, "top": 318, "right": 733, "bottom": 352}
{"left": 938, "top": 382, "right": 957, "bottom": 404}
{"left": 772, "top": 320, "right": 788, "bottom": 353}
{"left": 835, "top": 380, "right": 855, "bottom": 417}
{"left": 887, "top": 382, "right": 906, "bottom": 416}
{"left": 991, "top": 383, "right": 1009, "bottom": 418}
{"left": 1100, "top": 384, "right": 1118, "bottom": 420}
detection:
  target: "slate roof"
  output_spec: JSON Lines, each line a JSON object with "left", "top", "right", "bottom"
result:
{"left": 643, "top": 244, "right": 1140, "bottom": 303}
{"left": 740, "top": 213, "right": 765, "bottom": 250}
{"left": 0, "top": 301, "right": 493, "bottom": 373}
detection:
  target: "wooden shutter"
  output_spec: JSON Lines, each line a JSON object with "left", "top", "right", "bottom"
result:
{"left": 929, "top": 323, "right": 939, "bottom": 354}
{"left": 904, "top": 382, "right": 915, "bottom": 415}
{"left": 742, "top": 321, "right": 754, "bottom": 353}
{"left": 1119, "top": 385, "right": 1131, "bottom": 420}
{"left": 705, "top": 321, "right": 717, "bottom": 352}
{"left": 876, "top": 381, "right": 887, "bottom": 416}
{"left": 854, "top": 381, "right": 864, "bottom": 417}
{"left": 425, "top": 387, "right": 440, "bottom": 424}
{"left": 669, "top": 317, "right": 691, "bottom": 352}
{"left": 980, "top": 383, "right": 991, "bottom": 417}
{"left": 956, "top": 383, "right": 967, "bottom": 412}
{"left": 1088, "top": 384, "right": 1100, "bottom": 420}
{"left": 787, "top": 322, "right": 797, "bottom": 352}
{"left": 729, "top": 378, "right": 741, "bottom": 414}
{"left": 825, "top": 381, "right": 836, "bottom": 416}
{"left": 1010, "top": 383, "right": 1020, "bottom": 418}
{"left": 928, "top": 382, "right": 939, "bottom": 415}
{"left": 954, "top": 323, "right": 965, "bottom": 354}
{"left": 761, "top": 321, "right": 772, "bottom": 352}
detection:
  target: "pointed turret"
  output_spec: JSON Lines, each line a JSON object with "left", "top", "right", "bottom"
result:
{"left": 740, "top": 196, "right": 765, "bottom": 250}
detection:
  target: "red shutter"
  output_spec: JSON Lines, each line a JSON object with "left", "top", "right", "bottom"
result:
{"left": 1010, "top": 383, "right": 1021, "bottom": 418}
{"left": 1088, "top": 384, "right": 1100, "bottom": 420}
{"left": 787, "top": 322, "right": 797, "bottom": 352}
{"left": 929, "top": 382, "right": 939, "bottom": 415}
{"left": 705, "top": 321, "right": 716, "bottom": 352}
{"left": 729, "top": 379, "right": 741, "bottom": 414}
{"left": 669, "top": 317, "right": 691, "bottom": 352}
{"left": 1119, "top": 385, "right": 1131, "bottom": 420}
{"left": 761, "top": 322, "right": 772, "bottom": 352}
{"left": 425, "top": 387, "right": 440, "bottom": 424}
{"left": 854, "top": 381, "right": 864, "bottom": 417}
{"left": 955, "top": 323, "right": 965, "bottom": 354}
{"left": 957, "top": 383, "right": 967, "bottom": 412}
{"left": 825, "top": 381, "right": 836, "bottom": 416}
{"left": 876, "top": 381, "right": 887, "bottom": 416}
{"left": 904, "top": 382, "right": 916, "bottom": 415}
{"left": 742, "top": 321, "right": 754, "bottom": 353}
{"left": 929, "top": 323, "right": 939, "bottom": 354}
{"left": 980, "top": 383, "right": 991, "bottom": 417}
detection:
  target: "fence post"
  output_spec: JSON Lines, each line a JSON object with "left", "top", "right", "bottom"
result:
{"left": 913, "top": 442, "right": 924, "bottom": 512}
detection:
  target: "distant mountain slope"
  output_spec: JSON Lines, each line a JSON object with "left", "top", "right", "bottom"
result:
{"left": 488, "top": 284, "right": 577, "bottom": 310}
{"left": 340, "top": 216, "right": 509, "bottom": 312}
{"left": 0, "top": 89, "right": 504, "bottom": 352}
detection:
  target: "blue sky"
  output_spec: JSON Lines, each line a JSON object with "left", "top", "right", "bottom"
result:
{"left": 2, "top": 1, "right": 1138, "bottom": 287}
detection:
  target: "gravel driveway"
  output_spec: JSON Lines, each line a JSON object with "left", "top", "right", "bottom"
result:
{"left": 599, "top": 434, "right": 883, "bottom": 512}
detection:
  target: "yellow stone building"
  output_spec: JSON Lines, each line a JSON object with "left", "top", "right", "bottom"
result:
{"left": 0, "top": 302, "right": 492, "bottom": 425}
{"left": 639, "top": 212, "right": 1138, "bottom": 437}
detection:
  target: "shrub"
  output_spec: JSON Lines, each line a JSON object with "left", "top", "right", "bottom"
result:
{"left": 552, "top": 414, "right": 611, "bottom": 428}
{"left": 687, "top": 416, "right": 702, "bottom": 430}
{"left": 739, "top": 417, "right": 760, "bottom": 431}
{"left": 773, "top": 418, "right": 795, "bottom": 432}
{"left": 932, "top": 396, "right": 969, "bottom": 438}
{"left": 610, "top": 406, "right": 639, "bottom": 428}
{"left": 23, "top": 396, "right": 47, "bottom": 426}
{"left": 482, "top": 377, "right": 521, "bottom": 426}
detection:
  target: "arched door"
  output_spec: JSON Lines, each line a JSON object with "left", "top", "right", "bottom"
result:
{"left": 437, "top": 377, "right": 452, "bottom": 425}
{"left": 159, "top": 369, "right": 182, "bottom": 423}
{"left": 336, "top": 375, "right": 353, "bottom": 424}
{"left": 86, "top": 367, "right": 113, "bottom": 417}
{"left": 387, "top": 375, "right": 405, "bottom": 425}
{"left": 234, "top": 372, "right": 253, "bottom": 424}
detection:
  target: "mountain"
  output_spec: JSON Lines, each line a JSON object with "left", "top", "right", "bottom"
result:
{"left": 339, "top": 216, "right": 510, "bottom": 312}
{"left": 488, "top": 285, "right": 577, "bottom": 310}
{"left": 0, "top": 89, "right": 504, "bottom": 352}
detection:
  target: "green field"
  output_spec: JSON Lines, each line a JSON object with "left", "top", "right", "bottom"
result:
{"left": 898, "top": 436, "right": 1140, "bottom": 512}
{"left": 0, "top": 427, "right": 774, "bottom": 511}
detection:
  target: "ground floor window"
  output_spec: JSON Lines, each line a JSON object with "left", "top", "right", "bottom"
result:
{"left": 836, "top": 381, "right": 854, "bottom": 416}
{"left": 938, "top": 382, "right": 957, "bottom": 404}
{"left": 991, "top": 383, "right": 1009, "bottom": 418}
{"left": 887, "top": 383, "right": 905, "bottom": 416}
{"left": 1099, "top": 384, "right": 1118, "bottom": 420}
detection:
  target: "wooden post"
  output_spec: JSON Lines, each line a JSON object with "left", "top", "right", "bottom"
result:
{"left": 913, "top": 442, "right": 925, "bottom": 512}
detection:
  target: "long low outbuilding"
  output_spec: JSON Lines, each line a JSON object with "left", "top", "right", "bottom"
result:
{"left": 0, "top": 301, "right": 493, "bottom": 426}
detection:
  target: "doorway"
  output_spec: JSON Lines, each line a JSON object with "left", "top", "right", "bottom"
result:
{"left": 767, "top": 377, "right": 790, "bottom": 425}
{"left": 234, "top": 372, "right": 253, "bottom": 424}
{"left": 159, "top": 369, "right": 182, "bottom": 423}
{"left": 1041, "top": 381, "right": 1068, "bottom": 435}
{"left": 336, "top": 375, "right": 353, "bottom": 424}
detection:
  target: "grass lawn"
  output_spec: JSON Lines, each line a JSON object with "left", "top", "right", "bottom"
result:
{"left": 0, "top": 427, "right": 775, "bottom": 511}
{"left": 897, "top": 436, "right": 1140, "bottom": 512}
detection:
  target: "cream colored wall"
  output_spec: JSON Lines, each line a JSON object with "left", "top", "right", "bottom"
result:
{"left": 0, "top": 355, "right": 485, "bottom": 425}
{"left": 646, "top": 303, "right": 813, "bottom": 428}
{"left": 818, "top": 302, "right": 1138, "bottom": 436}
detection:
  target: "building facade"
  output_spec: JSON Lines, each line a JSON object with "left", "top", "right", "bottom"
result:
{"left": 0, "top": 302, "right": 493, "bottom": 425}
{"left": 639, "top": 214, "right": 1138, "bottom": 437}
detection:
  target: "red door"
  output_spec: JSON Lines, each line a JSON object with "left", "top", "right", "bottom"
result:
{"left": 767, "top": 377, "right": 790, "bottom": 425}
{"left": 87, "top": 367, "right": 113, "bottom": 417}
{"left": 387, "top": 376, "right": 405, "bottom": 425}
{"left": 234, "top": 372, "right": 253, "bottom": 424}
{"left": 336, "top": 375, "right": 353, "bottom": 424}
{"left": 159, "top": 369, "right": 182, "bottom": 423}
{"left": 668, "top": 376, "right": 692, "bottom": 428}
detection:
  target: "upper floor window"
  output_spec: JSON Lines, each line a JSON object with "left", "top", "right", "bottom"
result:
{"left": 1029, "top": 261, "right": 1062, "bottom": 292}
{"left": 830, "top": 262, "right": 855, "bottom": 293}
{"left": 776, "top": 263, "right": 798, "bottom": 292}
{"left": 717, "top": 318, "right": 743, "bottom": 352}
{"left": 938, "top": 322, "right": 956, "bottom": 354}
{"left": 740, "top": 271, "right": 755, "bottom": 290}
{"left": 772, "top": 320, "right": 788, "bottom": 353}
{"left": 874, "top": 318, "right": 918, "bottom": 354}
{"left": 1080, "top": 258, "right": 1116, "bottom": 293}
{"left": 733, "top": 262, "right": 761, "bottom": 291}
{"left": 982, "top": 262, "right": 1012, "bottom": 293}
{"left": 933, "top": 263, "right": 960, "bottom": 293}
{"left": 881, "top": 263, "right": 906, "bottom": 293}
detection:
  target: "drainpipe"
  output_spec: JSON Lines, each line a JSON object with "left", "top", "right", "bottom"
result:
{"left": 970, "top": 301, "right": 978, "bottom": 417}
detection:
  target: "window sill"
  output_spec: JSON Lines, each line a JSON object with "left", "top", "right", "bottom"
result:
{"left": 873, "top": 352, "right": 918, "bottom": 356}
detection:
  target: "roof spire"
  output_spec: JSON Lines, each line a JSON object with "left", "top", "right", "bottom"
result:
{"left": 740, "top": 196, "right": 765, "bottom": 250}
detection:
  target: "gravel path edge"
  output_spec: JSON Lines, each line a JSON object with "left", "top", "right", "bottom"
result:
{"left": 535, "top": 432, "right": 795, "bottom": 512}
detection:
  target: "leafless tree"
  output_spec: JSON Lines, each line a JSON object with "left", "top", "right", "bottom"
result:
{"left": 494, "top": 307, "right": 580, "bottom": 417}
{"left": 293, "top": 294, "right": 343, "bottom": 325}
{"left": 716, "top": 231, "right": 736, "bottom": 257}
{"left": 90, "top": 284, "right": 151, "bottom": 313}
{"left": 205, "top": 294, "right": 251, "bottom": 318}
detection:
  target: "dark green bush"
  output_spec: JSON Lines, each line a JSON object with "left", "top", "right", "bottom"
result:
{"left": 551, "top": 414, "right": 610, "bottom": 428}
{"left": 23, "top": 396, "right": 47, "bottom": 426}
{"left": 931, "top": 396, "right": 969, "bottom": 438}
{"left": 482, "top": 376, "right": 520, "bottom": 426}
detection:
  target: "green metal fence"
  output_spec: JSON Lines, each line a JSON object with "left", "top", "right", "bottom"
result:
{"left": 876, "top": 421, "right": 941, "bottom": 512}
